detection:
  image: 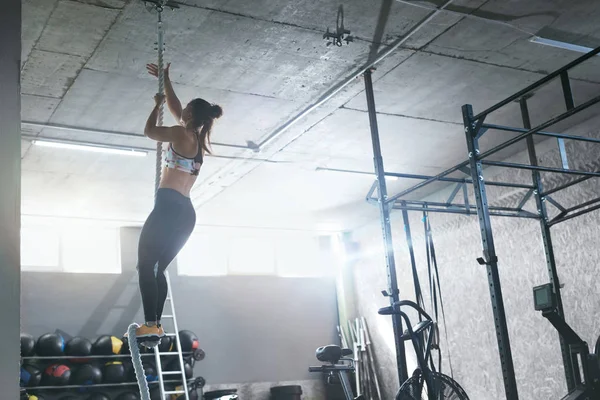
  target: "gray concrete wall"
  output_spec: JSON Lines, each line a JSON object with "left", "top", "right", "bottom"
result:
{"left": 0, "top": 1, "right": 21, "bottom": 398}
{"left": 350, "top": 114, "right": 600, "bottom": 399}
{"left": 21, "top": 227, "right": 338, "bottom": 395}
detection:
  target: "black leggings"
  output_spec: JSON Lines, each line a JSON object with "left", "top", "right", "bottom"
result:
{"left": 137, "top": 188, "right": 196, "bottom": 323}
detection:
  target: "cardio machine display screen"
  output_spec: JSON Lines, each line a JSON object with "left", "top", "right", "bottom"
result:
{"left": 533, "top": 284, "right": 554, "bottom": 311}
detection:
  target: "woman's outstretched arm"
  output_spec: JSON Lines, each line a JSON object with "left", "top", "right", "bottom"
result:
{"left": 146, "top": 62, "right": 182, "bottom": 123}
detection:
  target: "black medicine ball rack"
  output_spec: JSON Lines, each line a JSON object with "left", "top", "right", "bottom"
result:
{"left": 21, "top": 352, "right": 204, "bottom": 391}
{"left": 20, "top": 330, "right": 207, "bottom": 398}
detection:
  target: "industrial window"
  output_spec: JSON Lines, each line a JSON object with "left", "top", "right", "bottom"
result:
{"left": 61, "top": 227, "right": 121, "bottom": 274}
{"left": 177, "top": 232, "right": 229, "bottom": 276}
{"left": 21, "top": 226, "right": 61, "bottom": 271}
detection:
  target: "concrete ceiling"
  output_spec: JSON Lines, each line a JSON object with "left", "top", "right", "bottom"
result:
{"left": 20, "top": 0, "right": 600, "bottom": 231}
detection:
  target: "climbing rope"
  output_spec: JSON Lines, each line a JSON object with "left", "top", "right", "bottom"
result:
{"left": 128, "top": 323, "right": 152, "bottom": 400}
{"left": 131, "top": 3, "right": 169, "bottom": 400}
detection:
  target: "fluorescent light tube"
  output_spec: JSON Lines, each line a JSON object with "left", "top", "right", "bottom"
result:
{"left": 32, "top": 140, "right": 147, "bottom": 157}
{"left": 529, "top": 37, "right": 597, "bottom": 55}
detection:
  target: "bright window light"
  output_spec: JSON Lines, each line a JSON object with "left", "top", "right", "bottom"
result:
{"left": 177, "top": 233, "right": 228, "bottom": 276}
{"left": 61, "top": 228, "right": 121, "bottom": 274}
{"left": 32, "top": 140, "right": 148, "bottom": 157}
{"left": 275, "top": 235, "right": 331, "bottom": 277}
{"left": 529, "top": 37, "right": 597, "bottom": 55}
{"left": 21, "top": 226, "right": 60, "bottom": 271}
{"left": 229, "top": 236, "right": 276, "bottom": 275}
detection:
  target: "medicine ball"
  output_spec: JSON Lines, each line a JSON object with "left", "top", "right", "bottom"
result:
{"left": 25, "top": 394, "right": 45, "bottom": 400}
{"left": 21, "top": 333, "right": 36, "bottom": 357}
{"left": 20, "top": 364, "right": 42, "bottom": 387}
{"left": 36, "top": 332, "right": 65, "bottom": 357}
{"left": 149, "top": 386, "right": 162, "bottom": 400}
{"left": 165, "top": 359, "right": 193, "bottom": 380}
{"left": 120, "top": 336, "right": 130, "bottom": 354}
{"left": 178, "top": 330, "right": 199, "bottom": 353}
{"left": 158, "top": 335, "right": 172, "bottom": 353}
{"left": 42, "top": 363, "right": 71, "bottom": 386}
{"left": 66, "top": 337, "right": 93, "bottom": 363}
{"left": 104, "top": 361, "right": 126, "bottom": 383}
{"left": 115, "top": 393, "right": 139, "bottom": 400}
{"left": 70, "top": 363, "right": 102, "bottom": 386}
{"left": 143, "top": 362, "right": 158, "bottom": 382}
{"left": 87, "top": 393, "right": 110, "bottom": 400}
{"left": 93, "top": 335, "right": 123, "bottom": 355}
{"left": 122, "top": 359, "right": 135, "bottom": 382}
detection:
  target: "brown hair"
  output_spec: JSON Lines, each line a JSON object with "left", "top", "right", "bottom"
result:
{"left": 185, "top": 98, "right": 223, "bottom": 155}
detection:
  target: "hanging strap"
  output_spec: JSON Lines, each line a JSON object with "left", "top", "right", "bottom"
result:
{"left": 424, "top": 212, "right": 454, "bottom": 378}
{"left": 401, "top": 206, "right": 425, "bottom": 318}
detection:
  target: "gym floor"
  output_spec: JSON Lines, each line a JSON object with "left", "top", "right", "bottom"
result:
{"left": 4, "top": 0, "right": 600, "bottom": 399}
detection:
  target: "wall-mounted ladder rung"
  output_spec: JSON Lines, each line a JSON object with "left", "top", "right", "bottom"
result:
{"left": 161, "top": 370, "right": 183, "bottom": 375}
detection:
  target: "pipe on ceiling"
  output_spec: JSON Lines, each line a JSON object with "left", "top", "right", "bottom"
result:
{"left": 256, "top": 0, "right": 455, "bottom": 151}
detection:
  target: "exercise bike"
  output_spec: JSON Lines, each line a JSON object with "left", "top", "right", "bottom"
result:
{"left": 309, "top": 345, "right": 365, "bottom": 400}
{"left": 378, "top": 300, "right": 469, "bottom": 400}
{"left": 533, "top": 283, "right": 600, "bottom": 399}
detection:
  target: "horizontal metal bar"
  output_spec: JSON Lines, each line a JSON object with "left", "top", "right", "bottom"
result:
{"left": 477, "top": 94, "right": 600, "bottom": 161}
{"left": 481, "top": 123, "right": 600, "bottom": 145}
{"left": 384, "top": 171, "right": 535, "bottom": 189}
{"left": 21, "top": 351, "right": 197, "bottom": 360}
{"left": 542, "top": 176, "right": 593, "bottom": 196}
{"left": 473, "top": 46, "right": 600, "bottom": 120}
{"left": 22, "top": 120, "right": 249, "bottom": 150}
{"left": 25, "top": 379, "right": 182, "bottom": 390}
{"left": 481, "top": 160, "right": 600, "bottom": 178}
{"left": 549, "top": 202, "right": 600, "bottom": 226}
{"left": 386, "top": 161, "right": 471, "bottom": 203}
{"left": 392, "top": 204, "right": 539, "bottom": 219}
{"left": 319, "top": 166, "right": 535, "bottom": 196}
{"left": 401, "top": 199, "right": 529, "bottom": 214}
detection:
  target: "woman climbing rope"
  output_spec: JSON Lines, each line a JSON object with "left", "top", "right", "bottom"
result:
{"left": 135, "top": 62, "right": 223, "bottom": 342}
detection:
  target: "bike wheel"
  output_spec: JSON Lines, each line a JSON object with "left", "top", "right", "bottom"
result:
{"left": 396, "top": 369, "right": 469, "bottom": 400}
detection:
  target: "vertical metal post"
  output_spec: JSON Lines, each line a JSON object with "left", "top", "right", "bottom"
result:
{"left": 519, "top": 98, "right": 575, "bottom": 391}
{"left": 0, "top": 1, "right": 21, "bottom": 398}
{"left": 463, "top": 104, "right": 519, "bottom": 400}
{"left": 364, "top": 68, "right": 408, "bottom": 384}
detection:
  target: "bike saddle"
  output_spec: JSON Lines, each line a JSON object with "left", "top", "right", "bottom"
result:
{"left": 316, "top": 345, "right": 353, "bottom": 363}
{"left": 401, "top": 320, "right": 433, "bottom": 341}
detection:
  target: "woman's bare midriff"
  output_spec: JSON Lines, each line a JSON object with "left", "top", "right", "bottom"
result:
{"left": 159, "top": 167, "right": 198, "bottom": 197}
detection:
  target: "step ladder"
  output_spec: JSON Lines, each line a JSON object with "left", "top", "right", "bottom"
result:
{"left": 153, "top": 270, "right": 190, "bottom": 400}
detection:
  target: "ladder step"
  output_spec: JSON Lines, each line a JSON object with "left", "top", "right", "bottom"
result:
{"left": 165, "top": 333, "right": 177, "bottom": 337}
{"left": 157, "top": 352, "right": 180, "bottom": 355}
{"left": 164, "top": 390, "right": 186, "bottom": 395}
{"left": 162, "top": 315, "right": 174, "bottom": 318}
{"left": 161, "top": 370, "right": 184, "bottom": 375}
